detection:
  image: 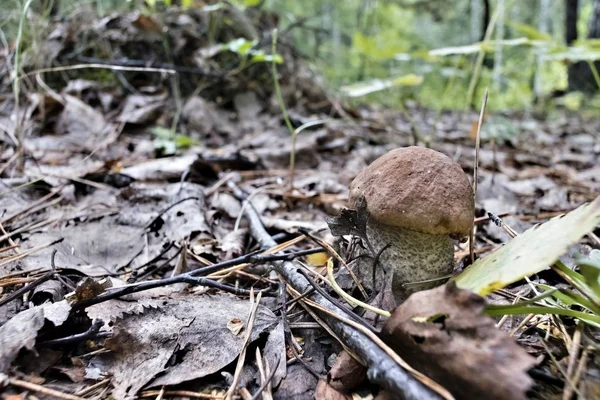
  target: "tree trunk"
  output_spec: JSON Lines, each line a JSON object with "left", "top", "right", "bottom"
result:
{"left": 568, "top": 0, "right": 600, "bottom": 92}
{"left": 565, "top": 0, "right": 578, "bottom": 45}
{"left": 482, "top": 0, "right": 490, "bottom": 42}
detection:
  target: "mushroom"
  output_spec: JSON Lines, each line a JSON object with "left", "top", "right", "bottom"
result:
{"left": 349, "top": 146, "right": 474, "bottom": 302}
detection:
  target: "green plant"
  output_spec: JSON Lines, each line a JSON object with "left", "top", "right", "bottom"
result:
{"left": 454, "top": 198, "right": 600, "bottom": 328}
{"left": 151, "top": 127, "right": 196, "bottom": 157}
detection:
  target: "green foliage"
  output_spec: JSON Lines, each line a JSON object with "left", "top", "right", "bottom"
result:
{"left": 151, "top": 127, "right": 196, "bottom": 157}
{"left": 454, "top": 198, "right": 600, "bottom": 328}
{"left": 222, "top": 38, "right": 283, "bottom": 64}
{"left": 454, "top": 198, "right": 600, "bottom": 295}
{"left": 263, "top": 0, "right": 600, "bottom": 111}
{"left": 7, "top": 0, "right": 600, "bottom": 111}
{"left": 485, "top": 251, "right": 600, "bottom": 329}
{"left": 508, "top": 21, "right": 552, "bottom": 41}
{"left": 485, "top": 291, "right": 600, "bottom": 329}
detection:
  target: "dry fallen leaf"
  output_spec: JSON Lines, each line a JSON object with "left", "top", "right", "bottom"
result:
{"left": 327, "top": 351, "right": 366, "bottom": 392}
{"left": 227, "top": 317, "right": 244, "bottom": 335}
{"left": 381, "top": 283, "right": 536, "bottom": 400}
{"left": 96, "top": 295, "right": 280, "bottom": 399}
{"left": 0, "top": 300, "right": 71, "bottom": 373}
{"left": 315, "top": 378, "right": 353, "bottom": 400}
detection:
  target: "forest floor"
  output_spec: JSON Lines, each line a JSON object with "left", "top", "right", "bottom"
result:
{"left": 0, "top": 6, "right": 599, "bottom": 400}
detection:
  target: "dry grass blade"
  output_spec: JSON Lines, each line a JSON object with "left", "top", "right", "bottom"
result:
{"left": 207, "top": 235, "right": 307, "bottom": 278}
{"left": 0, "top": 374, "right": 86, "bottom": 400}
{"left": 225, "top": 291, "right": 263, "bottom": 400}
{"left": 302, "top": 230, "right": 368, "bottom": 300}
{"left": 0, "top": 239, "right": 62, "bottom": 269}
{"left": 471, "top": 89, "right": 488, "bottom": 264}
{"left": 0, "top": 217, "right": 58, "bottom": 243}
{"left": 139, "top": 390, "right": 225, "bottom": 399}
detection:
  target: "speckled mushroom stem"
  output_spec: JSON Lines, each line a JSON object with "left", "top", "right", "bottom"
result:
{"left": 366, "top": 217, "right": 455, "bottom": 302}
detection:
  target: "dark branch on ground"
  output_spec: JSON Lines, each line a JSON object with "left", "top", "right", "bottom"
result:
{"left": 70, "top": 248, "right": 323, "bottom": 310}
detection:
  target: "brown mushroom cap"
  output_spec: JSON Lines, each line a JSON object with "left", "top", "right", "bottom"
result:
{"left": 349, "top": 146, "right": 474, "bottom": 236}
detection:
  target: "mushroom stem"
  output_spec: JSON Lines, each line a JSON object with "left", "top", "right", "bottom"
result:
{"left": 366, "top": 218, "right": 454, "bottom": 302}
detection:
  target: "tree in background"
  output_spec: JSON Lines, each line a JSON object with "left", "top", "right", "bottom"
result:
{"left": 567, "top": 0, "right": 600, "bottom": 92}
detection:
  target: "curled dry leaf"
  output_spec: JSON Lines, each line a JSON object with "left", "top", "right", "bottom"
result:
{"left": 227, "top": 317, "right": 244, "bottom": 335}
{"left": 327, "top": 351, "right": 366, "bottom": 392}
{"left": 314, "top": 378, "right": 353, "bottom": 400}
{"left": 0, "top": 300, "right": 71, "bottom": 372}
{"left": 326, "top": 195, "right": 369, "bottom": 242}
{"left": 381, "top": 283, "right": 536, "bottom": 400}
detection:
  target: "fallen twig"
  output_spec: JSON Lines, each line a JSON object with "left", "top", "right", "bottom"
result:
{"left": 39, "top": 319, "right": 110, "bottom": 346}
{"left": 226, "top": 292, "right": 262, "bottom": 400}
{"left": 0, "top": 246, "right": 64, "bottom": 307}
{"left": 71, "top": 248, "right": 321, "bottom": 310}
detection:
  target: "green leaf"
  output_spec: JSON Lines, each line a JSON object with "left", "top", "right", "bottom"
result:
{"left": 250, "top": 52, "right": 283, "bottom": 64}
{"left": 223, "top": 38, "right": 257, "bottom": 56}
{"left": 153, "top": 139, "right": 177, "bottom": 156}
{"left": 392, "top": 74, "right": 423, "bottom": 86}
{"left": 454, "top": 197, "right": 600, "bottom": 295}
{"left": 174, "top": 135, "right": 193, "bottom": 149}
{"left": 151, "top": 127, "right": 196, "bottom": 155}
{"left": 577, "top": 254, "right": 600, "bottom": 296}
{"left": 508, "top": 22, "right": 552, "bottom": 41}
{"left": 535, "top": 283, "right": 600, "bottom": 314}
{"left": 352, "top": 31, "right": 406, "bottom": 60}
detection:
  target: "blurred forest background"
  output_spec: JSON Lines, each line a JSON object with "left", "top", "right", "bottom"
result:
{"left": 4, "top": 0, "right": 600, "bottom": 114}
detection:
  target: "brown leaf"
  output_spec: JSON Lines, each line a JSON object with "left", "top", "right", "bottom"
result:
{"left": 381, "top": 283, "right": 536, "bottom": 400}
{"left": 132, "top": 13, "right": 162, "bottom": 34}
{"left": 314, "top": 378, "right": 352, "bottom": 400}
{"left": 327, "top": 351, "right": 366, "bottom": 392}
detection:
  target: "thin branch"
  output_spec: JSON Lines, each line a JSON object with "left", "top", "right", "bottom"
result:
{"left": 0, "top": 248, "right": 63, "bottom": 307}
{"left": 39, "top": 319, "right": 110, "bottom": 346}
{"left": 279, "top": 283, "right": 321, "bottom": 380}
{"left": 73, "top": 272, "right": 269, "bottom": 310}
{"left": 71, "top": 248, "right": 321, "bottom": 310}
